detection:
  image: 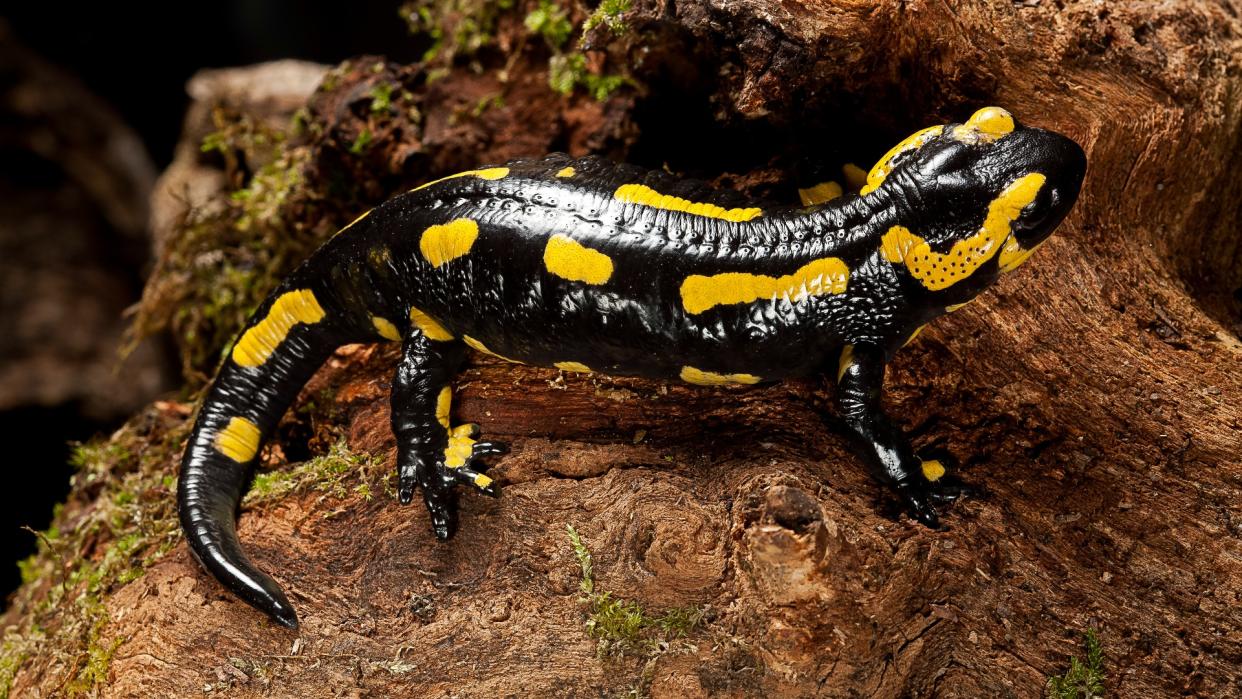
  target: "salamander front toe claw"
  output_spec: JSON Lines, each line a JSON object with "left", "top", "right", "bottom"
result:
{"left": 896, "top": 483, "right": 943, "bottom": 530}
{"left": 450, "top": 465, "right": 500, "bottom": 497}
{"left": 398, "top": 479, "right": 417, "bottom": 505}
{"left": 928, "top": 475, "right": 976, "bottom": 503}
{"left": 471, "top": 440, "right": 508, "bottom": 459}
{"left": 423, "top": 492, "right": 457, "bottom": 540}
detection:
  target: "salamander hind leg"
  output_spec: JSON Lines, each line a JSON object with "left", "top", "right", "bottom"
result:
{"left": 390, "top": 332, "right": 508, "bottom": 540}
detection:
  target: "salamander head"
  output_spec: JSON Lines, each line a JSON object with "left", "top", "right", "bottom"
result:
{"left": 868, "top": 107, "right": 1087, "bottom": 299}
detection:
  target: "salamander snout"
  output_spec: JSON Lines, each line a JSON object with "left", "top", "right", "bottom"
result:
{"left": 1003, "top": 126, "right": 1087, "bottom": 248}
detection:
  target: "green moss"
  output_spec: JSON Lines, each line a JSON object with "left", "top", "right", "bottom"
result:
{"left": 583, "top": 0, "right": 632, "bottom": 36}
{"left": 127, "top": 103, "right": 334, "bottom": 381}
{"left": 525, "top": 0, "right": 573, "bottom": 49}
{"left": 369, "top": 82, "right": 396, "bottom": 114}
{"left": 349, "top": 128, "right": 374, "bottom": 155}
{"left": 400, "top": 0, "right": 516, "bottom": 64}
{"left": 245, "top": 439, "right": 387, "bottom": 506}
{"left": 1047, "top": 629, "right": 1105, "bottom": 699}
{"left": 548, "top": 52, "right": 627, "bottom": 102}
{"left": 566, "top": 525, "right": 704, "bottom": 658}
{"left": 0, "top": 404, "right": 191, "bottom": 696}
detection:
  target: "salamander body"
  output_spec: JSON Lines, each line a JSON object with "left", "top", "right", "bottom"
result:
{"left": 178, "top": 107, "right": 1086, "bottom": 627}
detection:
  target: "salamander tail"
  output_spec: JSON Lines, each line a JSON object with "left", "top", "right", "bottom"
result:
{"left": 177, "top": 284, "right": 347, "bottom": 629}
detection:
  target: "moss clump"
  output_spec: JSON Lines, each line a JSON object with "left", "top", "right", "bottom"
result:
{"left": 525, "top": 0, "right": 573, "bottom": 49}
{"left": 129, "top": 103, "right": 326, "bottom": 381}
{"left": 400, "top": 0, "right": 517, "bottom": 64}
{"left": 1047, "top": 629, "right": 1105, "bottom": 699}
{"left": 245, "top": 439, "right": 389, "bottom": 507}
{"left": 548, "top": 52, "right": 627, "bottom": 101}
{"left": 0, "top": 403, "right": 190, "bottom": 697}
{"left": 566, "top": 525, "right": 704, "bottom": 658}
{"left": 582, "top": 0, "right": 632, "bottom": 36}
{"left": 400, "top": 0, "right": 632, "bottom": 103}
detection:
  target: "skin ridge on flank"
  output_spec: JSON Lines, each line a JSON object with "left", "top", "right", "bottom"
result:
{"left": 177, "top": 106, "right": 1088, "bottom": 628}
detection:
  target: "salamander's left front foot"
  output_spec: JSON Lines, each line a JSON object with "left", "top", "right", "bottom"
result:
{"left": 895, "top": 457, "right": 975, "bottom": 529}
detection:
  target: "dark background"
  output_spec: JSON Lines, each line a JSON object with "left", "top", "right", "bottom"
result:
{"left": 0, "top": 1, "right": 418, "bottom": 603}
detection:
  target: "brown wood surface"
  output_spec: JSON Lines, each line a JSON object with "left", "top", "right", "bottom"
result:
{"left": 6, "top": 0, "right": 1241, "bottom": 696}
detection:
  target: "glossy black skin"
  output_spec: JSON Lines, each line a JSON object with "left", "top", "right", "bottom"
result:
{"left": 178, "top": 116, "right": 1086, "bottom": 628}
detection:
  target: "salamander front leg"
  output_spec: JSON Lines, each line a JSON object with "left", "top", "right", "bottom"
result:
{"left": 391, "top": 333, "right": 508, "bottom": 539}
{"left": 833, "top": 343, "right": 967, "bottom": 528}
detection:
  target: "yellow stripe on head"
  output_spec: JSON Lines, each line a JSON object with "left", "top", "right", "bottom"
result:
{"left": 861, "top": 125, "right": 944, "bottom": 196}
{"left": 420, "top": 218, "right": 479, "bottom": 267}
{"left": 232, "top": 289, "right": 326, "bottom": 367}
{"left": 543, "top": 234, "right": 614, "bottom": 285}
{"left": 952, "top": 106, "right": 1015, "bottom": 144}
{"left": 216, "top": 416, "right": 262, "bottom": 463}
{"left": 614, "top": 184, "right": 762, "bottom": 222}
{"left": 680, "top": 257, "right": 849, "bottom": 315}
{"left": 880, "top": 173, "right": 1046, "bottom": 290}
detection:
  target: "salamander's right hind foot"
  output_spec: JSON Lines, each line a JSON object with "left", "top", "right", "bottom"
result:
{"left": 396, "top": 425, "right": 509, "bottom": 539}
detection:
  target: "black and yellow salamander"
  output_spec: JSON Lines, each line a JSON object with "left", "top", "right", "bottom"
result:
{"left": 178, "top": 106, "right": 1086, "bottom": 627}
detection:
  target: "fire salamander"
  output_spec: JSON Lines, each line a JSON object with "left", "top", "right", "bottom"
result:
{"left": 179, "top": 107, "right": 1086, "bottom": 627}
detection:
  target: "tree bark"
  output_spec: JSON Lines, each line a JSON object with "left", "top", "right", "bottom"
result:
{"left": 5, "top": 0, "right": 1241, "bottom": 697}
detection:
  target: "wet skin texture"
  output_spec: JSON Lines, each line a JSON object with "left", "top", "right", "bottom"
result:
{"left": 178, "top": 107, "right": 1087, "bottom": 628}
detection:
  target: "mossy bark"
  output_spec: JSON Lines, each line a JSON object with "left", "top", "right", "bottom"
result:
{"left": 5, "top": 0, "right": 1242, "bottom": 697}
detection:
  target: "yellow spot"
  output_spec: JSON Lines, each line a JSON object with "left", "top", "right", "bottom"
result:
{"left": 411, "top": 167, "right": 510, "bottom": 192}
{"left": 216, "top": 417, "right": 261, "bottom": 463}
{"left": 555, "top": 361, "right": 592, "bottom": 373}
{"left": 334, "top": 208, "right": 373, "bottom": 237}
{"left": 902, "top": 324, "right": 926, "bottom": 347}
{"left": 372, "top": 316, "right": 402, "bottom": 341}
{"left": 921, "top": 459, "right": 946, "bottom": 482}
{"left": 836, "top": 344, "right": 854, "bottom": 382}
{"left": 232, "top": 289, "right": 326, "bottom": 367}
{"left": 680, "top": 257, "right": 850, "bottom": 315}
{"left": 614, "top": 184, "right": 762, "bottom": 222}
{"left": 473, "top": 473, "right": 494, "bottom": 489}
{"left": 998, "top": 236, "right": 1045, "bottom": 273}
{"left": 543, "top": 234, "right": 614, "bottom": 285}
{"left": 798, "top": 181, "right": 843, "bottom": 206}
{"left": 444, "top": 423, "right": 476, "bottom": 469}
{"left": 680, "top": 366, "right": 760, "bottom": 386}
{"left": 436, "top": 386, "right": 452, "bottom": 429}
{"left": 879, "top": 173, "right": 1046, "bottom": 290}
{"left": 842, "top": 163, "right": 868, "bottom": 191}
{"left": 556, "top": 166, "right": 575, "bottom": 178}
{"left": 420, "top": 218, "right": 479, "bottom": 267}
{"left": 860, "top": 125, "right": 944, "bottom": 195}
{"left": 464, "top": 335, "right": 522, "bottom": 363}
{"left": 409, "top": 306, "right": 454, "bottom": 341}
{"left": 952, "top": 106, "right": 1015, "bottom": 143}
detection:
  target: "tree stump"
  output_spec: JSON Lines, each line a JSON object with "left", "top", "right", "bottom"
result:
{"left": 4, "top": 1, "right": 1240, "bottom": 697}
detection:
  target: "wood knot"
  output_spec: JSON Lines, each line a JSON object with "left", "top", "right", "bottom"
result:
{"left": 764, "top": 485, "right": 822, "bottom": 534}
